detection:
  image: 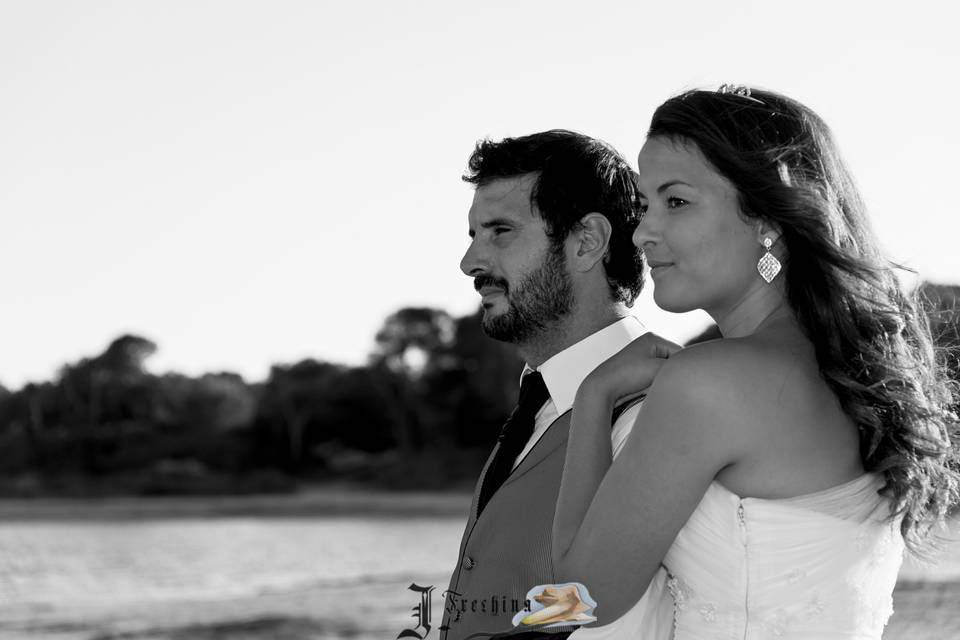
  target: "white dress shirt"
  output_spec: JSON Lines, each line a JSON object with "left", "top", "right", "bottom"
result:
{"left": 512, "top": 316, "right": 647, "bottom": 469}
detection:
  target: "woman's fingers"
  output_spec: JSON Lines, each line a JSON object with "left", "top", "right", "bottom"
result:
{"left": 629, "top": 333, "right": 683, "bottom": 359}
{"left": 655, "top": 336, "right": 683, "bottom": 359}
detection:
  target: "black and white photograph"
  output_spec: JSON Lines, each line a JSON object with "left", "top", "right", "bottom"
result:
{"left": 1, "top": 1, "right": 958, "bottom": 639}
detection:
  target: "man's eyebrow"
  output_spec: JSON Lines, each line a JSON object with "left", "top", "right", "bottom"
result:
{"left": 468, "top": 217, "right": 518, "bottom": 238}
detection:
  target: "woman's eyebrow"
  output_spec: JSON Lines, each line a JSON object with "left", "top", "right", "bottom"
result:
{"left": 657, "top": 180, "right": 694, "bottom": 194}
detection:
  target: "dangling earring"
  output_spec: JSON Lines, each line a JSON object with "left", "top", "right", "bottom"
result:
{"left": 757, "top": 237, "right": 781, "bottom": 283}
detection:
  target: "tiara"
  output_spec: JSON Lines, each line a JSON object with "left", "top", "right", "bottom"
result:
{"left": 717, "top": 83, "right": 765, "bottom": 104}
{"left": 718, "top": 83, "right": 751, "bottom": 96}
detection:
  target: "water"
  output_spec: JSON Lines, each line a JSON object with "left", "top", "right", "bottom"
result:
{"left": 0, "top": 513, "right": 957, "bottom": 639}
{"left": 0, "top": 516, "right": 467, "bottom": 639}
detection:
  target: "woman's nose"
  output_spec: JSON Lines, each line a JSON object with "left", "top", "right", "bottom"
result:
{"left": 632, "top": 213, "right": 658, "bottom": 249}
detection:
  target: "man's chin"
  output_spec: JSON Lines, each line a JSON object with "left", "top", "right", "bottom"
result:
{"left": 480, "top": 310, "right": 521, "bottom": 343}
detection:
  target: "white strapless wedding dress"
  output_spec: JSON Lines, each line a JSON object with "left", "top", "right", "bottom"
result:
{"left": 570, "top": 473, "right": 904, "bottom": 639}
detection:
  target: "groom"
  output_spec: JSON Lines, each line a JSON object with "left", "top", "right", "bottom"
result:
{"left": 441, "top": 130, "right": 650, "bottom": 640}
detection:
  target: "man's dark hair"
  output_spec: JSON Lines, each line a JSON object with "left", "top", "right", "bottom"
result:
{"left": 462, "top": 129, "right": 644, "bottom": 306}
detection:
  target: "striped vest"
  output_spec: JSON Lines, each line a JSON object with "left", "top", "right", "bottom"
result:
{"left": 440, "top": 408, "right": 573, "bottom": 640}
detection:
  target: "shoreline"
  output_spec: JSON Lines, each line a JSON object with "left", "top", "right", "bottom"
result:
{"left": 0, "top": 485, "right": 473, "bottom": 520}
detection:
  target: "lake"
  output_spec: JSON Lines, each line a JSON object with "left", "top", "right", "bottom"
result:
{"left": 0, "top": 499, "right": 957, "bottom": 639}
{"left": 0, "top": 513, "right": 467, "bottom": 639}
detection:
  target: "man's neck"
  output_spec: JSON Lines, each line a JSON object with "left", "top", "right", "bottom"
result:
{"left": 518, "top": 306, "right": 629, "bottom": 368}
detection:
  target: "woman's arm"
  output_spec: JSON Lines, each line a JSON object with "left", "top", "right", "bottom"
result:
{"left": 552, "top": 333, "right": 681, "bottom": 563}
{"left": 553, "top": 344, "right": 746, "bottom": 624}
{"left": 551, "top": 378, "right": 617, "bottom": 568}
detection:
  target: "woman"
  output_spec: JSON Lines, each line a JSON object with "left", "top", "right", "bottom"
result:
{"left": 552, "top": 87, "right": 959, "bottom": 639}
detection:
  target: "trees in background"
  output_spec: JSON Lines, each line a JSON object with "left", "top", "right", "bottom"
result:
{"left": 365, "top": 306, "right": 524, "bottom": 452}
{"left": 0, "top": 305, "right": 522, "bottom": 493}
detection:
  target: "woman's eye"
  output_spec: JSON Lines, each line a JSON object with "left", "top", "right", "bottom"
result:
{"left": 638, "top": 203, "right": 649, "bottom": 214}
{"left": 667, "top": 197, "right": 688, "bottom": 209}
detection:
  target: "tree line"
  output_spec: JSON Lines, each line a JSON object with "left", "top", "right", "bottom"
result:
{"left": 0, "top": 283, "right": 956, "bottom": 496}
{"left": 0, "top": 307, "right": 524, "bottom": 495}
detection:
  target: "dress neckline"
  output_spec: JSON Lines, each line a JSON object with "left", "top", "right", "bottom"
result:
{"left": 710, "top": 472, "right": 880, "bottom": 504}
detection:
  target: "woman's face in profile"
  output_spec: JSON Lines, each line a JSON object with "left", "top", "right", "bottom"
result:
{"left": 633, "top": 136, "right": 763, "bottom": 315}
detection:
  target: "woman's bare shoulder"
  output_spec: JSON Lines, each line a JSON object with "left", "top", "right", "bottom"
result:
{"left": 638, "top": 334, "right": 860, "bottom": 497}
{"left": 656, "top": 336, "right": 796, "bottom": 392}
{"left": 647, "top": 335, "right": 812, "bottom": 435}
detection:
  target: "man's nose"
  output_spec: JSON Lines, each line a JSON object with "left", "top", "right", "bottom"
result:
{"left": 460, "top": 239, "right": 488, "bottom": 277}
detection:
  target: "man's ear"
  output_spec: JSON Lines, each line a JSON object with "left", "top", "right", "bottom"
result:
{"left": 570, "top": 213, "right": 612, "bottom": 272}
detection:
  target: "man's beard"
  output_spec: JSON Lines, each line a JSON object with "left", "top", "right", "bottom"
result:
{"left": 478, "top": 244, "right": 574, "bottom": 343}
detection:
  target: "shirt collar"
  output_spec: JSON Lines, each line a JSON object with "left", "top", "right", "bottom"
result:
{"left": 521, "top": 316, "right": 647, "bottom": 415}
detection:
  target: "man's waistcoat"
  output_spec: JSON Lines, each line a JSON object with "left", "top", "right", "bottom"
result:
{"left": 440, "top": 409, "right": 574, "bottom": 640}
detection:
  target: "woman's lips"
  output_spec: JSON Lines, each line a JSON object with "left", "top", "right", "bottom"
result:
{"left": 649, "top": 262, "right": 674, "bottom": 275}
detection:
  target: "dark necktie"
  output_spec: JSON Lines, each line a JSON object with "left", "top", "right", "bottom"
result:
{"left": 477, "top": 371, "right": 551, "bottom": 515}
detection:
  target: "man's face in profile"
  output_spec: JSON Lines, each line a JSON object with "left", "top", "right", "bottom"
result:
{"left": 460, "top": 174, "right": 573, "bottom": 343}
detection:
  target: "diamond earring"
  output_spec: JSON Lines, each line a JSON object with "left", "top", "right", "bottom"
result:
{"left": 757, "top": 237, "right": 781, "bottom": 283}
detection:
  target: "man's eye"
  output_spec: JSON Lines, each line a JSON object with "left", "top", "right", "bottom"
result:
{"left": 667, "top": 197, "right": 688, "bottom": 209}
{"left": 494, "top": 227, "right": 512, "bottom": 235}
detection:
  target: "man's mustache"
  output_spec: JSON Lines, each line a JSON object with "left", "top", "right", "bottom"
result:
{"left": 474, "top": 275, "right": 509, "bottom": 294}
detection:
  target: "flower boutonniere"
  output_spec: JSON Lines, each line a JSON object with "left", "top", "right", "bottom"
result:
{"left": 512, "top": 582, "right": 597, "bottom": 628}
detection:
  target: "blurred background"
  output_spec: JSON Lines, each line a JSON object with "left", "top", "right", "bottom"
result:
{"left": 1, "top": 1, "right": 958, "bottom": 638}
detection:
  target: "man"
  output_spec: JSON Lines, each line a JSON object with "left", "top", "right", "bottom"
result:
{"left": 441, "top": 130, "right": 661, "bottom": 640}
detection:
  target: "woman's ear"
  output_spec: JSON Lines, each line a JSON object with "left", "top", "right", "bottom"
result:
{"left": 571, "top": 213, "right": 612, "bottom": 272}
{"left": 755, "top": 219, "right": 783, "bottom": 247}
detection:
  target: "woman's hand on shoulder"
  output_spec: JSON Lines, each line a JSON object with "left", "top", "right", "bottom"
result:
{"left": 579, "top": 332, "right": 682, "bottom": 406}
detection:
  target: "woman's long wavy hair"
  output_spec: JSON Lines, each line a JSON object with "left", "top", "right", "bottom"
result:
{"left": 648, "top": 87, "right": 959, "bottom": 550}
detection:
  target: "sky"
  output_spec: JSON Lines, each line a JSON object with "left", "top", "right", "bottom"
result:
{"left": 2, "top": 0, "right": 959, "bottom": 390}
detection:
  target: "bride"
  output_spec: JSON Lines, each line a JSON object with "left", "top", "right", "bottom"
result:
{"left": 553, "top": 87, "right": 959, "bottom": 639}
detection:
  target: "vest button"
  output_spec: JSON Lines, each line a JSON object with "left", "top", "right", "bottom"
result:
{"left": 462, "top": 556, "right": 476, "bottom": 570}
